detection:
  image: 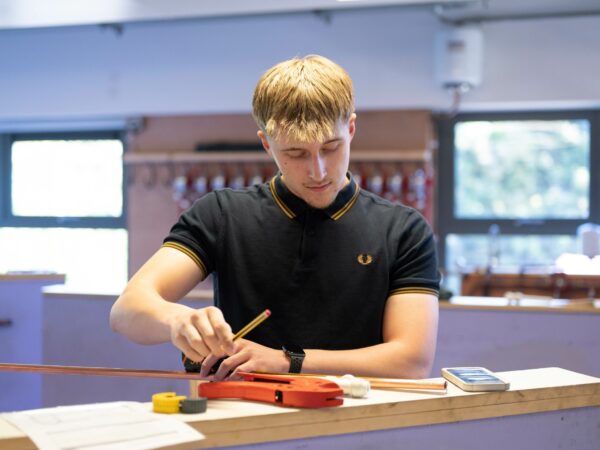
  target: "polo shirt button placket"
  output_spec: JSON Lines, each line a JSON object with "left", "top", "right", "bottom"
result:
{"left": 304, "top": 209, "right": 317, "bottom": 238}
{"left": 302, "top": 210, "right": 319, "bottom": 264}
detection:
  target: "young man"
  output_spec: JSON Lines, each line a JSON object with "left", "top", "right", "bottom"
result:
{"left": 110, "top": 55, "right": 440, "bottom": 380}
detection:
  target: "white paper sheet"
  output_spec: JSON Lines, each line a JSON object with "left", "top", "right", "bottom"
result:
{"left": 4, "top": 401, "right": 205, "bottom": 450}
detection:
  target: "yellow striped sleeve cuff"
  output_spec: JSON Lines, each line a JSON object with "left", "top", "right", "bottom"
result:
{"left": 389, "top": 287, "right": 439, "bottom": 297}
{"left": 161, "top": 241, "right": 208, "bottom": 275}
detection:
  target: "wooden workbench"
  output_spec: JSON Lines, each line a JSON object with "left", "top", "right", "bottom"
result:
{"left": 1, "top": 367, "right": 599, "bottom": 450}
{"left": 5, "top": 287, "right": 596, "bottom": 409}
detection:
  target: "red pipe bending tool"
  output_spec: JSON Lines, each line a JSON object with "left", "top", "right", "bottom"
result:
{"left": 199, "top": 372, "right": 344, "bottom": 408}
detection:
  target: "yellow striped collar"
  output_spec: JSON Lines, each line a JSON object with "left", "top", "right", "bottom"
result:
{"left": 269, "top": 172, "right": 360, "bottom": 221}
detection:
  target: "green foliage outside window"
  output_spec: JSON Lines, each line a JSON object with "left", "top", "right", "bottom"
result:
{"left": 454, "top": 120, "right": 590, "bottom": 219}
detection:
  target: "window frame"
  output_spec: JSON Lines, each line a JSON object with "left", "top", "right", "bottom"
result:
{"left": 436, "top": 110, "right": 600, "bottom": 269}
{"left": 0, "top": 130, "right": 127, "bottom": 228}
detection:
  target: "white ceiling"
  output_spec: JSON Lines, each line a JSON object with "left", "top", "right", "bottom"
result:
{"left": 0, "top": 0, "right": 598, "bottom": 30}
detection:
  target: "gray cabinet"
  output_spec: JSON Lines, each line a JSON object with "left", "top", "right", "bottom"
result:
{"left": 0, "top": 275, "right": 64, "bottom": 412}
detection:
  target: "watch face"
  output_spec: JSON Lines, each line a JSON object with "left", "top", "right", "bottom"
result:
{"left": 283, "top": 344, "right": 305, "bottom": 356}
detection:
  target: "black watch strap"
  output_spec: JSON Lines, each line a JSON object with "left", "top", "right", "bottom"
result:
{"left": 288, "top": 354, "right": 303, "bottom": 374}
{"left": 282, "top": 344, "right": 305, "bottom": 374}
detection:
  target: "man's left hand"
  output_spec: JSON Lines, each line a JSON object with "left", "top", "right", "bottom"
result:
{"left": 199, "top": 339, "right": 290, "bottom": 380}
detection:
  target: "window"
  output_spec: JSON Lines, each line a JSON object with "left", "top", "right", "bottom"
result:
{"left": 0, "top": 131, "right": 128, "bottom": 288}
{"left": 437, "top": 111, "right": 599, "bottom": 293}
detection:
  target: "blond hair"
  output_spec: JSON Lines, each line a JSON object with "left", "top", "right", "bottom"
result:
{"left": 252, "top": 55, "right": 354, "bottom": 143}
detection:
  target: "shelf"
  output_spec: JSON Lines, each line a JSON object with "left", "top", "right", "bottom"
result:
{"left": 124, "top": 152, "right": 271, "bottom": 164}
{"left": 354, "top": 150, "right": 431, "bottom": 162}
{"left": 123, "top": 149, "right": 431, "bottom": 165}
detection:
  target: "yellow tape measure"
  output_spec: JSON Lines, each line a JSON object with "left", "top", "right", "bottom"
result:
{"left": 152, "top": 392, "right": 207, "bottom": 414}
{"left": 152, "top": 392, "right": 186, "bottom": 414}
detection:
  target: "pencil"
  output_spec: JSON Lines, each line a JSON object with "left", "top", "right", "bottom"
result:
{"left": 233, "top": 309, "right": 271, "bottom": 340}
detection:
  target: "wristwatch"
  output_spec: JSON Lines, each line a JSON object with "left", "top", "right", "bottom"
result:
{"left": 282, "top": 344, "right": 305, "bottom": 374}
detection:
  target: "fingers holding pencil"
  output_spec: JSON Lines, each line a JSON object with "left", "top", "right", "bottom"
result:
{"left": 196, "top": 309, "right": 273, "bottom": 380}
{"left": 181, "top": 309, "right": 272, "bottom": 376}
{"left": 205, "top": 306, "right": 237, "bottom": 355}
{"left": 172, "top": 306, "right": 235, "bottom": 365}
{"left": 191, "top": 306, "right": 235, "bottom": 356}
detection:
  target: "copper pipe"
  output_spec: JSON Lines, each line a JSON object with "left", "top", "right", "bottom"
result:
{"left": 0, "top": 363, "right": 205, "bottom": 380}
{"left": 363, "top": 378, "right": 447, "bottom": 391}
{"left": 0, "top": 363, "right": 447, "bottom": 390}
{"left": 257, "top": 372, "right": 447, "bottom": 391}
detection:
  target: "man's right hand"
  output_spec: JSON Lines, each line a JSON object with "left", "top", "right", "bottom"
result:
{"left": 169, "top": 306, "right": 235, "bottom": 363}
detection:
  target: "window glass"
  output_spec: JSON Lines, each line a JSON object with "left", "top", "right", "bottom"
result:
{"left": 444, "top": 233, "right": 579, "bottom": 295}
{"left": 0, "top": 228, "right": 127, "bottom": 289}
{"left": 454, "top": 120, "right": 590, "bottom": 219}
{"left": 11, "top": 139, "right": 123, "bottom": 217}
{"left": 446, "top": 234, "right": 578, "bottom": 272}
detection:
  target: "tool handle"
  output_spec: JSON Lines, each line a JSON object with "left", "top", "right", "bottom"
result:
{"left": 182, "top": 353, "right": 225, "bottom": 375}
{"left": 200, "top": 382, "right": 279, "bottom": 404}
{"left": 182, "top": 353, "right": 202, "bottom": 372}
{"left": 199, "top": 378, "right": 343, "bottom": 408}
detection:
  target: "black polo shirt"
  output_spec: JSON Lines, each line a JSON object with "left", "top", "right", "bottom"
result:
{"left": 163, "top": 173, "right": 439, "bottom": 351}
